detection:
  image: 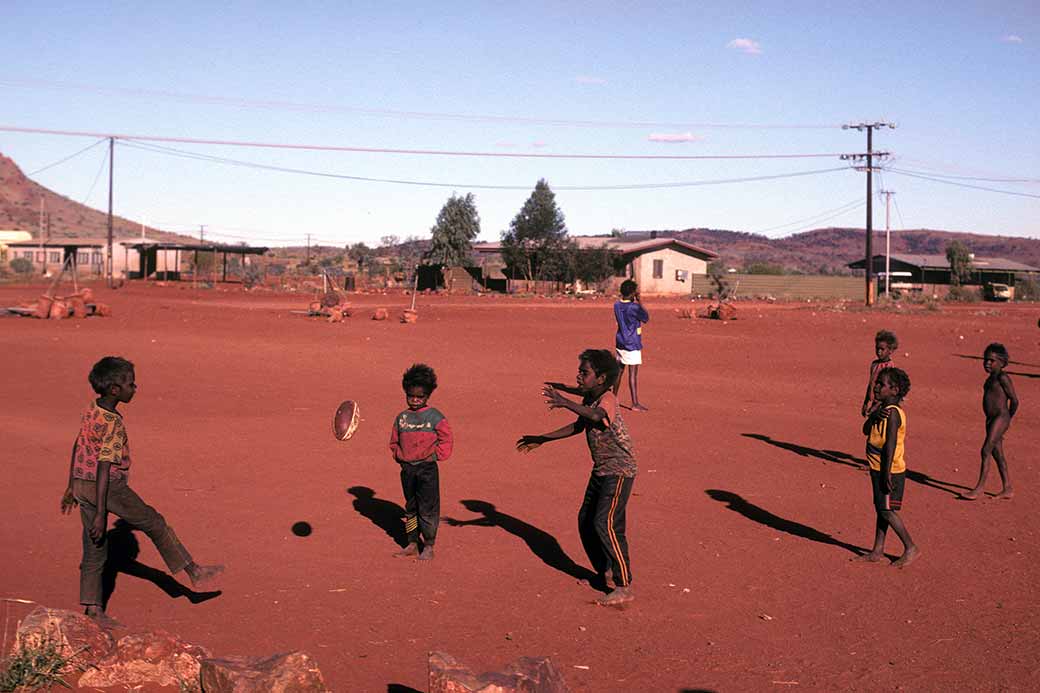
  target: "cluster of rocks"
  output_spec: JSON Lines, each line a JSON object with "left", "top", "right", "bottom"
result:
{"left": 9, "top": 607, "right": 572, "bottom": 692}
{"left": 11, "top": 607, "right": 327, "bottom": 692}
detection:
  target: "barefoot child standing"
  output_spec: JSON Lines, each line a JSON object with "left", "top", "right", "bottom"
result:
{"left": 856, "top": 367, "right": 920, "bottom": 568}
{"left": 389, "top": 363, "right": 454, "bottom": 561}
{"left": 60, "top": 357, "right": 223, "bottom": 626}
{"left": 613, "top": 280, "right": 650, "bottom": 412}
{"left": 518, "top": 349, "right": 637, "bottom": 606}
{"left": 962, "top": 343, "right": 1018, "bottom": 500}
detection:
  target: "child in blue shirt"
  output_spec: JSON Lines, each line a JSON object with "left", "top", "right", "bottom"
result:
{"left": 613, "top": 280, "right": 650, "bottom": 411}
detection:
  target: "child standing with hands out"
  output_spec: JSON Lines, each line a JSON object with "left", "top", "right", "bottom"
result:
{"left": 389, "top": 363, "right": 453, "bottom": 561}
{"left": 862, "top": 329, "right": 898, "bottom": 417}
{"left": 60, "top": 357, "right": 223, "bottom": 626}
{"left": 613, "top": 280, "right": 650, "bottom": 412}
{"left": 856, "top": 367, "right": 920, "bottom": 568}
{"left": 962, "top": 343, "right": 1018, "bottom": 500}
{"left": 518, "top": 349, "right": 637, "bottom": 606}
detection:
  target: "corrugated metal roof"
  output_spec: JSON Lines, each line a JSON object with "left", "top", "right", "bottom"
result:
{"left": 849, "top": 253, "right": 1040, "bottom": 272}
{"left": 474, "top": 236, "right": 718, "bottom": 259}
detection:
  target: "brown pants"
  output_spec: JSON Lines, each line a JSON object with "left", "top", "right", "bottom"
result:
{"left": 73, "top": 478, "right": 193, "bottom": 606}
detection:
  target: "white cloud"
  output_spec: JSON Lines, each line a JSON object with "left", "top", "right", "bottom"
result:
{"left": 727, "top": 37, "right": 763, "bottom": 55}
{"left": 1002, "top": 34, "right": 1023, "bottom": 43}
{"left": 574, "top": 75, "right": 608, "bottom": 85}
{"left": 648, "top": 132, "right": 701, "bottom": 143}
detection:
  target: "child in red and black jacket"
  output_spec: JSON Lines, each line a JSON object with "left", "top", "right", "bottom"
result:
{"left": 389, "top": 363, "right": 453, "bottom": 561}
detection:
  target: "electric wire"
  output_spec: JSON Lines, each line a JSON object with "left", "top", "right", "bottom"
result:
{"left": 0, "top": 79, "right": 841, "bottom": 130}
{"left": 886, "top": 169, "right": 1040, "bottom": 199}
{"left": 888, "top": 166, "right": 1039, "bottom": 184}
{"left": 1, "top": 125, "right": 848, "bottom": 161}
{"left": 120, "top": 139, "right": 850, "bottom": 191}
{"left": 26, "top": 138, "right": 107, "bottom": 176}
{"left": 81, "top": 147, "right": 109, "bottom": 206}
{"left": 750, "top": 197, "right": 864, "bottom": 235}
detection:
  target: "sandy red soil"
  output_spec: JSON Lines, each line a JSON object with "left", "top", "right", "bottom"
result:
{"left": 1, "top": 282, "right": 1038, "bottom": 692}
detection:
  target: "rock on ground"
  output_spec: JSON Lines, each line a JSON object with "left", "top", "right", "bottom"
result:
{"left": 429, "top": 651, "right": 571, "bottom": 693}
{"left": 200, "top": 651, "right": 328, "bottom": 692}
{"left": 13, "top": 607, "right": 115, "bottom": 673}
{"left": 77, "top": 629, "right": 210, "bottom": 690}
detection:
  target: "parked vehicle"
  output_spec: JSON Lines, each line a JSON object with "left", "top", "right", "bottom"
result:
{"left": 984, "top": 282, "right": 1011, "bottom": 301}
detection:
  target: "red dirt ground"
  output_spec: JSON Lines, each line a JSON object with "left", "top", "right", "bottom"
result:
{"left": 2, "top": 283, "right": 1038, "bottom": 692}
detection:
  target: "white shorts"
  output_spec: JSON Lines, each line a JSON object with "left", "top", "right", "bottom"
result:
{"left": 616, "top": 348, "right": 642, "bottom": 365}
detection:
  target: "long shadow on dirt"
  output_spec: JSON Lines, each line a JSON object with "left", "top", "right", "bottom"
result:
{"left": 444, "top": 499, "right": 601, "bottom": 588}
{"left": 955, "top": 353, "right": 1040, "bottom": 375}
{"left": 387, "top": 684, "right": 423, "bottom": 693}
{"left": 742, "top": 433, "right": 969, "bottom": 497}
{"left": 102, "top": 520, "right": 222, "bottom": 611}
{"left": 706, "top": 490, "right": 865, "bottom": 556}
{"left": 347, "top": 486, "right": 408, "bottom": 548}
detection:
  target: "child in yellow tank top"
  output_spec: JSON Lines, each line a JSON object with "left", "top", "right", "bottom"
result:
{"left": 854, "top": 368, "right": 920, "bottom": 568}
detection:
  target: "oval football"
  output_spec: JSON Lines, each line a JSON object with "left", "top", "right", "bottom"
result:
{"left": 333, "top": 400, "right": 360, "bottom": 441}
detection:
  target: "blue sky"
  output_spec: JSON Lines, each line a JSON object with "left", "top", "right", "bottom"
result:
{"left": 2, "top": 1, "right": 1037, "bottom": 248}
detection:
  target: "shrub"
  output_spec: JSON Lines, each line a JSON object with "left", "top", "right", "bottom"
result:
{"left": 9, "top": 257, "right": 33, "bottom": 276}
{"left": 945, "top": 285, "right": 980, "bottom": 302}
{"left": 1015, "top": 276, "right": 1040, "bottom": 301}
{"left": 0, "top": 638, "right": 85, "bottom": 692}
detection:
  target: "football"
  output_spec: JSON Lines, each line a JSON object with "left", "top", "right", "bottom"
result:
{"left": 333, "top": 400, "right": 360, "bottom": 441}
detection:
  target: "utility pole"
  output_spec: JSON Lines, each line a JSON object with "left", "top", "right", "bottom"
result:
{"left": 106, "top": 137, "right": 115, "bottom": 288}
{"left": 880, "top": 189, "right": 896, "bottom": 296}
{"left": 842, "top": 121, "right": 895, "bottom": 306}
{"left": 305, "top": 233, "right": 313, "bottom": 265}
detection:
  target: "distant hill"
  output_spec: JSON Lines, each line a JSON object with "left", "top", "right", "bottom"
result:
{"left": 0, "top": 153, "right": 191, "bottom": 242}
{"left": 3, "top": 151, "right": 1037, "bottom": 272}
{"left": 605, "top": 226, "right": 1040, "bottom": 274}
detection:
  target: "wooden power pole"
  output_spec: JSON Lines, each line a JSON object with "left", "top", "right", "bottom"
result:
{"left": 842, "top": 122, "right": 894, "bottom": 306}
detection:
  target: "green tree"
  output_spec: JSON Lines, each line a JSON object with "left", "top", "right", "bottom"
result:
{"left": 571, "top": 243, "right": 621, "bottom": 286}
{"left": 427, "top": 193, "right": 480, "bottom": 290}
{"left": 500, "top": 179, "right": 569, "bottom": 282}
{"left": 427, "top": 193, "right": 480, "bottom": 267}
{"left": 946, "top": 241, "right": 973, "bottom": 287}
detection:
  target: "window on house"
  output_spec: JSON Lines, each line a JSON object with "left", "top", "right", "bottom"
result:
{"left": 49, "top": 252, "right": 61, "bottom": 263}
{"left": 22, "top": 251, "right": 35, "bottom": 259}
{"left": 675, "top": 269, "right": 688, "bottom": 282}
{"left": 653, "top": 259, "right": 664, "bottom": 278}
{"left": 36, "top": 251, "right": 46, "bottom": 262}
{"left": 92, "top": 252, "right": 103, "bottom": 266}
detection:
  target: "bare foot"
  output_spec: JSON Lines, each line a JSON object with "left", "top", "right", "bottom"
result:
{"left": 85, "top": 608, "right": 124, "bottom": 629}
{"left": 892, "top": 545, "right": 921, "bottom": 569}
{"left": 632, "top": 404, "right": 649, "bottom": 412}
{"left": 994, "top": 488, "right": 1014, "bottom": 500}
{"left": 393, "top": 543, "right": 419, "bottom": 558}
{"left": 960, "top": 488, "right": 983, "bottom": 501}
{"left": 186, "top": 563, "right": 224, "bottom": 588}
{"left": 851, "top": 552, "right": 885, "bottom": 563}
{"left": 418, "top": 546, "right": 435, "bottom": 561}
{"left": 596, "top": 586, "right": 634, "bottom": 607}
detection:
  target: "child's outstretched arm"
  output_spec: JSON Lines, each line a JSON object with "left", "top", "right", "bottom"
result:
{"left": 1000, "top": 373, "right": 1019, "bottom": 417}
{"left": 543, "top": 386, "right": 608, "bottom": 425}
{"left": 517, "top": 422, "right": 580, "bottom": 453}
{"left": 544, "top": 381, "right": 582, "bottom": 395}
{"left": 60, "top": 439, "right": 79, "bottom": 514}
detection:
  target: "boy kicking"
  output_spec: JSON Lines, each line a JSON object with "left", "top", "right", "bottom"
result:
{"left": 61, "top": 357, "right": 223, "bottom": 626}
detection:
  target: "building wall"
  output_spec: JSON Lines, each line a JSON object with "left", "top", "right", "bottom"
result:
{"left": 631, "top": 247, "right": 709, "bottom": 294}
{"left": 690, "top": 273, "right": 863, "bottom": 300}
{"left": 9, "top": 243, "right": 181, "bottom": 277}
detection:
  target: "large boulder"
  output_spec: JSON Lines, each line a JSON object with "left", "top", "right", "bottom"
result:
{"left": 200, "top": 651, "right": 328, "bottom": 692}
{"left": 77, "top": 629, "right": 211, "bottom": 690}
{"left": 13, "top": 607, "right": 115, "bottom": 672}
{"left": 429, "top": 651, "right": 571, "bottom": 693}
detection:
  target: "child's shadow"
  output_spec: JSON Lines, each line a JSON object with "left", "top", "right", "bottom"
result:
{"left": 443, "top": 500, "right": 600, "bottom": 588}
{"left": 742, "top": 433, "right": 969, "bottom": 497}
{"left": 706, "top": 489, "right": 865, "bottom": 557}
{"left": 102, "top": 520, "right": 222, "bottom": 611}
{"left": 347, "top": 486, "right": 407, "bottom": 548}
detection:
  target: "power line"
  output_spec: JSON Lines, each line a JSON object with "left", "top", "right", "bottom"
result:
{"left": 26, "top": 138, "right": 107, "bottom": 176}
{"left": 0, "top": 79, "right": 841, "bottom": 130}
{"left": 886, "top": 168, "right": 1040, "bottom": 199}
{"left": 121, "top": 139, "right": 850, "bottom": 191}
{"left": 81, "top": 145, "right": 109, "bottom": 206}
{"left": 1, "top": 124, "right": 848, "bottom": 161}
{"left": 750, "top": 197, "right": 865, "bottom": 235}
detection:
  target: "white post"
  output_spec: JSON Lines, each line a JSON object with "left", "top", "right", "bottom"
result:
{"left": 882, "top": 190, "right": 895, "bottom": 297}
